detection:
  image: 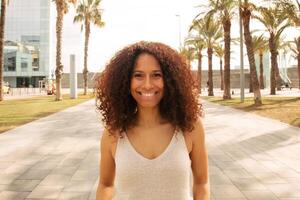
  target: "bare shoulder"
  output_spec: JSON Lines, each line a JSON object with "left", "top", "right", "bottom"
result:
{"left": 101, "top": 128, "right": 119, "bottom": 158}
{"left": 183, "top": 118, "right": 205, "bottom": 152}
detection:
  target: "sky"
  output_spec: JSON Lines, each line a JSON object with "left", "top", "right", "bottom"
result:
{"left": 60, "top": 0, "right": 298, "bottom": 73}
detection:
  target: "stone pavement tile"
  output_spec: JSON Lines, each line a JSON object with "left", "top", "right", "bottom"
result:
{"left": 63, "top": 180, "right": 94, "bottom": 192}
{"left": 209, "top": 153, "right": 235, "bottom": 162}
{"left": 209, "top": 166, "right": 224, "bottom": 176}
{"left": 265, "top": 183, "right": 300, "bottom": 199}
{"left": 251, "top": 152, "right": 274, "bottom": 161}
{"left": 213, "top": 161, "right": 244, "bottom": 170}
{"left": 71, "top": 170, "right": 98, "bottom": 181}
{"left": 0, "top": 173, "right": 20, "bottom": 184}
{"left": 0, "top": 161, "right": 15, "bottom": 171}
{"left": 51, "top": 166, "right": 78, "bottom": 176}
{"left": 209, "top": 174, "right": 233, "bottom": 185}
{"left": 88, "top": 179, "right": 98, "bottom": 200}
{"left": 4, "top": 164, "right": 32, "bottom": 175}
{"left": 41, "top": 155, "right": 66, "bottom": 163}
{"left": 39, "top": 174, "right": 72, "bottom": 187}
{"left": 31, "top": 161, "right": 59, "bottom": 170}
{"left": 241, "top": 190, "right": 278, "bottom": 200}
{"left": 237, "top": 158, "right": 270, "bottom": 173}
{"left": 14, "top": 155, "right": 43, "bottom": 166}
{"left": 58, "top": 192, "right": 89, "bottom": 200}
{"left": 252, "top": 172, "right": 288, "bottom": 184}
{"left": 26, "top": 185, "right": 63, "bottom": 199}
{"left": 0, "top": 191, "right": 30, "bottom": 200}
{"left": 211, "top": 185, "right": 246, "bottom": 199}
{"left": 18, "top": 169, "right": 51, "bottom": 180}
{"left": 259, "top": 160, "right": 290, "bottom": 172}
{"left": 6, "top": 180, "right": 40, "bottom": 192}
{"left": 230, "top": 177, "right": 267, "bottom": 190}
{"left": 0, "top": 184, "right": 9, "bottom": 192}
{"left": 223, "top": 169, "right": 253, "bottom": 179}
{"left": 58, "top": 158, "right": 83, "bottom": 167}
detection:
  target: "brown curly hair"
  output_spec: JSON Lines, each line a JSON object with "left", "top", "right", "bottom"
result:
{"left": 95, "top": 41, "right": 201, "bottom": 135}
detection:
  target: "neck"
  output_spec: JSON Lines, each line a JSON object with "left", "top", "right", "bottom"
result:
{"left": 135, "top": 106, "right": 164, "bottom": 128}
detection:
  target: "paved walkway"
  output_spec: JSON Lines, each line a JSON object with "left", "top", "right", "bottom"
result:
{"left": 0, "top": 99, "right": 300, "bottom": 200}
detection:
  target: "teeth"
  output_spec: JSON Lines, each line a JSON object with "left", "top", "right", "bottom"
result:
{"left": 141, "top": 92, "right": 155, "bottom": 96}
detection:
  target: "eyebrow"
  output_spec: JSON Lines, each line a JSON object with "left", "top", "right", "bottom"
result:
{"left": 133, "top": 70, "right": 162, "bottom": 73}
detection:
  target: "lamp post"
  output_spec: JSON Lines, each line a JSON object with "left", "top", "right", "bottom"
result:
{"left": 239, "top": 0, "right": 245, "bottom": 102}
{"left": 175, "top": 14, "right": 182, "bottom": 50}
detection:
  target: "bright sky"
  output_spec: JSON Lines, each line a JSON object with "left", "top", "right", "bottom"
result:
{"left": 60, "top": 0, "right": 298, "bottom": 73}
{"left": 62, "top": 0, "right": 200, "bottom": 72}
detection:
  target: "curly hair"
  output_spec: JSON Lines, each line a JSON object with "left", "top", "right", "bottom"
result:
{"left": 95, "top": 41, "right": 201, "bottom": 136}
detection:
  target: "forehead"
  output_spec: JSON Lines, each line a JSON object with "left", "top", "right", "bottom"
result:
{"left": 134, "top": 53, "right": 161, "bottom": 71}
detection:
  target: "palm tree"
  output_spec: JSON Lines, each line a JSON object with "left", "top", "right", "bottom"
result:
{"left": 241, "top": 0, "right": 262, "bottom": 105}
{"left": 288, "top": 37, "right": 300, "bottom": 89}
{"left": 190, "top": 15, "right": 223, "bottom": 96}
{"left": 0, "top": 0, "right": 7, "bottom": 101}
{"left": 185, "top": 36, "right": 206, "bottom": 93}
{"left": 253, "top": 5, "right": 291, "bottom": 95}
{"left": 74, "top": 0, "right": 104, "bottom": 95}
{"left": 204, "top": 0, "right": 236, "bottom": 99}
{"left": 179, "top": 45, "right": 196, "bottom": 69}
{"left": 53, "top": 0, "right": 77, "bottom": 101}
{"left": 252, "top": 34, "right": 268, "bottom": 89}
{"left": 214, "top": 45, "right": 225, "bottom": 90}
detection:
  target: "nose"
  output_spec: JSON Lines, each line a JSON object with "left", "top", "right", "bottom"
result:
{"left": 143, "top": 75, "right": 153, "bottom": 89}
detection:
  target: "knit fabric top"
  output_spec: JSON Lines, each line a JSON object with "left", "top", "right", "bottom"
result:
{"left": 114, "top": 129, "right": 192, "bottom": 200}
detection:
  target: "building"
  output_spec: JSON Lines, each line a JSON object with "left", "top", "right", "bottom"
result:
{"left": 3, "top": 0, "right": 83, "bottom": 88}
{"left": 3, "top": 0, "right": 52, "bottom": 87}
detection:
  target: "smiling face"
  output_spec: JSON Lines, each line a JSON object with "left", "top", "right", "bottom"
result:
{"left": 130, "top": 53, "right": 164, "bottom": 109}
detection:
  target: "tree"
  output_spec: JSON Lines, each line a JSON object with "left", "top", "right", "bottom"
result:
{"left": 288, "top": 37, "right": 300, "bottom": 89}
{"left": 204, "top": 0, "right": 236, "bottom": 99}
{"left": 252, "top": 34, "right": 268, "bottom": 89}
{"left": 74, "top": 0, "right": 104, "bottom": 95}
{"left": 185, "top": 36, "right": 206, "bottom": 93}
{"left": 178, "top": 45, "right": 196, "bottom": 69}
{"left": 53, "top": 0, "right": 77, "bottom": 101}
{"left": 254, "top": 5, "right": 291, "bottom": 94}
{"left": 0, "top": 0, "right": 7, "bottom": 101}
{"left": 190, "top": 15, "right": 223, "bottom": 96}
{"left": 241, "top": 0, "right": 262, "bottom": 105}
{"left": 214, "top": 45, "right": 225, "bottom": 90}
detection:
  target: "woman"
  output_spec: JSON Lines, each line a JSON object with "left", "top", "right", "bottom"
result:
{"left": 95, "top": 41, "right": 210, "bottom": 200}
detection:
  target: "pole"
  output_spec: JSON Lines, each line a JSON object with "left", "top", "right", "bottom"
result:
{"left": 239, "top": 0, "right": 245, "bottom": 102}
{"left": 175, "top": 14, "right": 182, "bottom": 49}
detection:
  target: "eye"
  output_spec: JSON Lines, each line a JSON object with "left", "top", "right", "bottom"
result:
{"left": 152, "top": 73, "right": 162, "bottom": 78}
{"left": 133, "top": 73, "right": 143, "bottom": 78}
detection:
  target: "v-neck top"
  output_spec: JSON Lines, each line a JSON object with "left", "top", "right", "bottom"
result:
{"left": 114, "top": 129, "right": 192, "bottom": 200}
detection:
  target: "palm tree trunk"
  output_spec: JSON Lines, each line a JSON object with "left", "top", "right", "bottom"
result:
{"left": 223, "top": 19, "right": 231, "bottom": 99}
{"left": 298, "top": 52, "right": 300, "bottom": 89}
{"left": 275, "top": 51, "right": 281, "bottom": 91}
{"left": 208, "top": 47, "right": 214, "bottom": 96}
{"left": 269, "top": 33, "right": 277, "bottom": 95}
{"left": 0, "top": 0, "right": 6, "bottom": 101}
{"left": 242, "top": 7, "right": 262, "bottom": 105}
{"left": 83, "top": 21, "right": 90, "bottom": 95}
{"left": 55, "top": 1, "right": 64, "bottom": 101}
{"left": 197, "top": 51, "right": 202, "bottom": 93}
{"left": 220, "top": 58, "right": 224, "bottom": 90}
{"left": 249, "top": 66, "right": 253, "bottom": 93}
{"left": 259, "top": 53, "right": 265, "bottom": 89}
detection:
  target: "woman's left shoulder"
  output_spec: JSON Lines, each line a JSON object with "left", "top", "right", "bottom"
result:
{"left": 182, "top": 118, "right": 205, "bottom": 153}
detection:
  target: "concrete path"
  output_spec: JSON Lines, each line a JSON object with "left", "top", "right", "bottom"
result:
{"left": 0, "top": 99, "right": 300, "bottom": 200}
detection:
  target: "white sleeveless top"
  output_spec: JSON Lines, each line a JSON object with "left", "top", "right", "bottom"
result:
{"left": 114, "top": 129, "right": 192, "bottom": 200}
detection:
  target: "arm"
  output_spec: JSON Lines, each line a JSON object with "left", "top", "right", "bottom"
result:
{"left": 190, "top": 118, "right": 210, "bottom": 200}
{"left": 96, "top": 129, "right": 116, "bottom": 200}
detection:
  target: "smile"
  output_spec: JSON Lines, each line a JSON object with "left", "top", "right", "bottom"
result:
{"left": 137, "top": 91, "right": 158, "bottom": 96}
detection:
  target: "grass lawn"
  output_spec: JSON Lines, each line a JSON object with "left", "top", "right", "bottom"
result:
{"left": 201, "top": 96, "right": 300, "bottom": 128}
{"left": 0, "top": 93, "right": 95, "bottom": 133}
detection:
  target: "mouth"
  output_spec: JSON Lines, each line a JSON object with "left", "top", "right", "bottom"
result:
{"left": 137, "top": 91, "right": 159, "bottom": 97}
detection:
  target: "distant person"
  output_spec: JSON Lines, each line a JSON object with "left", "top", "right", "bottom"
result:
{"left": 95, "top": 41, "right": 210, "bottom": 200}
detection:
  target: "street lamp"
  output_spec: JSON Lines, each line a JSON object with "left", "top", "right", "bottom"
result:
{"left": 239, "top": 0, "right": 245, "bottom": 102}
{"left": 175, "top": 14, "right": 182, "bottom": 50}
